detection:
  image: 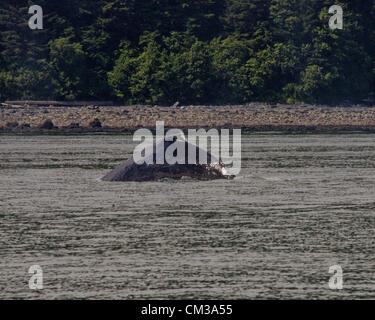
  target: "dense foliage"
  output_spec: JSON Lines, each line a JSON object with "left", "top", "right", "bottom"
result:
{"left": 0, "top": 0, "right": 374, "bottom": 104}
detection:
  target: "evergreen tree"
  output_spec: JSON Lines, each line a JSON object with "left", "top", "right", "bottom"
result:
{"left": 0, "top": 0, "right": 374, "bottom": 103}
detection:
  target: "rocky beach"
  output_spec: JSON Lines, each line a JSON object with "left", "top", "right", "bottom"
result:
{"left": 1, "top": 102, "right": 375, "bottom": 133}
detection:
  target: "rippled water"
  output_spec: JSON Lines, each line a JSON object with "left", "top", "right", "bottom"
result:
{"left": 0, "top": 133, "right": 374, "bottom": 299}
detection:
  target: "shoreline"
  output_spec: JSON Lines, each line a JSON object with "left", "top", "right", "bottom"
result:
{"left": 1, "top": 103, "right": 375, "bottom": 134}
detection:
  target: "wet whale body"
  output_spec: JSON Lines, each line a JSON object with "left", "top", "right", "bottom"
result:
{"left": 101, "top": 138, "right": 234, "bottom": 182}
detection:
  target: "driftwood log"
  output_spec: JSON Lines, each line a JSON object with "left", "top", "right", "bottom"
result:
{"left": 4, "top": 101, "right": 114, "bottom": 107}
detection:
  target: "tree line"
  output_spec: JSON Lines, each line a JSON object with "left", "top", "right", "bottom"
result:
{"left": 0, "top": 0, "right": 374, "bottom": 104}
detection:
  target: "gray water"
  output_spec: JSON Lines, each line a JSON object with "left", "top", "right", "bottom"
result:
{"left": 0, "top": 133, "right": 374, "bottom": 300}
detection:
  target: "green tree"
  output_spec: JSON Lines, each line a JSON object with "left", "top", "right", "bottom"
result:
{"left": 49, "top": 37, "right": 88, "bottom": 100}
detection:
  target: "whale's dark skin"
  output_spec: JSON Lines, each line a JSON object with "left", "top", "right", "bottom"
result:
{"left": 101, "top": 138, "right": 234, "bottom": 182}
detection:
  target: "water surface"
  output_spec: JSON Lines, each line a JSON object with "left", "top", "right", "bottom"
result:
{"left": 0, "top": 133, "right": 374, "bottom": 299}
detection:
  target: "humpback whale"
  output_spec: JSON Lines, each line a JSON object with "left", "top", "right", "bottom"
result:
{"left": 101, "top": 137, "right": 235, "bottom": 182}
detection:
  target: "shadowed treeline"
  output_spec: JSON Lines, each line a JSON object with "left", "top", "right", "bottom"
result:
{"left": 0, "top": 0, "right": 374, "bottom": 104}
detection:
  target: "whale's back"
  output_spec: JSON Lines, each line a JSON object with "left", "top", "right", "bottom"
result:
{"left": 101, "top": 138, "right": 234, "bottom": 182}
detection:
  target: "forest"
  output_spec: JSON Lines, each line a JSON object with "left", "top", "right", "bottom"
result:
{"left": 0, "top": 0, "right": 374, "bottom": 105}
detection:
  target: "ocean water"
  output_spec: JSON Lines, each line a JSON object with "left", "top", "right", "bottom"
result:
{"left": 0, "top": 133, "right": 374, "bottom": 299}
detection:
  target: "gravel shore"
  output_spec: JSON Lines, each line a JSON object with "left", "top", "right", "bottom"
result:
{"left": 1, "top": 103, "right": 375, "bottom": 133}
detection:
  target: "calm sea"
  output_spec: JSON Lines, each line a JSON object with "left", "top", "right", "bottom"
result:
{"left": 0, "top": 133, "right": 374, "bottom": 299}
